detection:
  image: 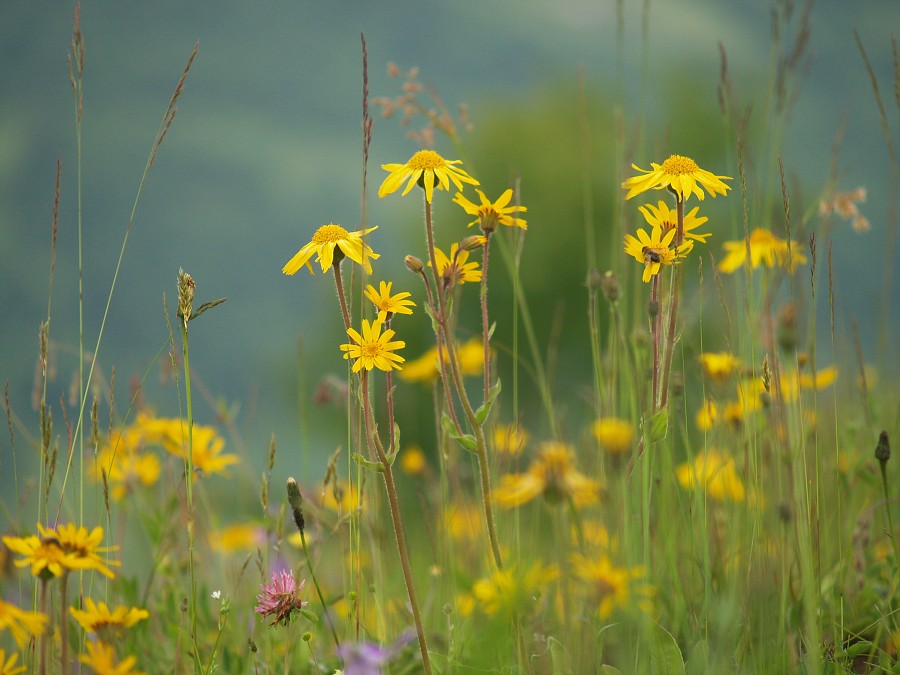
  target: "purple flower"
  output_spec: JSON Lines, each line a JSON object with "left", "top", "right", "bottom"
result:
{"left": 254, "top": 568, "right": 307, "bottom": 626}
{"left": 336, "top": 630, "right": 415, "bottom": 675}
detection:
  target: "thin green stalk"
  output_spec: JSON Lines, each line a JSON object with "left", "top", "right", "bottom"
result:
{"left": 658, "top": 197, "right": 684, "bottom": 410}
{"left": 300, "top": 530, "right": 341, "bottom": 651}
{"left": 59, "top": 572, "right": 69, "bottom": 675}
{"left": 360, "top": 372, "right": 432, "bottom": 675}
{"left": 481, "top": 235, "right": 492, "bottom": 403}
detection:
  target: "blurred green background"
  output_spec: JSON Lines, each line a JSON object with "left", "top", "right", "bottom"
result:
{"left": 1, "top": 0, "right": 897, "bottom": 489}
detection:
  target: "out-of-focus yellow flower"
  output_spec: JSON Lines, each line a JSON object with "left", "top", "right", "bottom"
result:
{"left": 495, "top": 442, "right": 600, "bottom": 508}
{"left": 492, "top": 423, "right": 529, "bottom": 456}
{"left": 400, "top": 445, "right": 427, "bottom": 476}
{"left": 622, "top": 154, "right": 731, "bottom": 202}
{"left": 322, "top": 481, "right": 362, "bottom": 513}
{"left": 571, "top": 553, "right": 654, "bottom": 619}
{"left": 453, "top": 188, "right": 527, "bottom": 231}
{"left": 698, "top": 352, "right": 742, "bottom": 383}
{"left": 443, "top": 502, "right": 483, "bottom": 542}
{"left": 160, "top": 423, "right": 238, "bottom": 478}
{"left": 676, "top": 450, "right": 746, "bottom": 502}
{"left": 209, "top": 523, "right": 265, "bottom": 554}
{"left": 0, "top": 598, "right": 48, "bottom": 649}
{"left": 378, "top": 149, "right": 478, "bottom": 204}
{"left": 0, "top": 649, "right": 26, "bottom": 675}
{"left": 638, "top": 200, "right": 711, "bottom": 243}
{"left": 398, "top": 338, "right": 485, "bottom": 383}
{"left": 592, "top": 418, "right": 634, "bottom": 455}
{"left": 282, "top": 224, "right": 379, "bottom": 275}
{"left": 472, "top": 562, "right": 558, "bottom": 618}
{"left": 3, "top": 523, "right": 119, "bottom": 580}
{"left": 69, "top": 599, "right": 149, "bottom": 634}
{"left": 79, "top": 641, "right": 145, "bottom": 675}
{"left": 696, "top": 400, "right": 719, "bottom": 431}
{"left": 718, "top": 228, "right": 807, "bottom": 274}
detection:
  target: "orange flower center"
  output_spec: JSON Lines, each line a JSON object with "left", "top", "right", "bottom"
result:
{"left": 661, "top": 154, "right": 699, "bottom": 175}
{"left": 360, "top": 343, "right": 382, "bottom": 358}
{"left": 408, "top": 149, "right": 446, "bottom": 170}
{"left": 313, "top": 224, "right": 349, "bottom": 243}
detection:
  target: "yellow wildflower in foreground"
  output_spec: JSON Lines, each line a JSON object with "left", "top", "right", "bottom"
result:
{"left": 624, "top": 224, "right": 688, "bottom": 283}
{"left": 4, "top": 523, "right": 120, "bottom": 579}
{"left": 472, "top": 562, "right": 558, "bottom": 618}
{"left": 70, "top": 599, "right": 149, "bottom": 634}
{"left": 592, "top": 418, "right": 634, "bottom": 455}
{"left": 571, "top": 553, "right": 654, "bottom": 619}
{"left": 282, "top": 224, "right": 379, "bottom": 275}
{"left": 431, "top": 243, "right": 481, "bottom": 286}
{"left": 453, "top": 188, "right": 527, "bottom": 231}
{"left": 79, "top": 641, "right": 145, "bottom": 675}
{"left": 622, "top": 154, "right": 731, "bottom": 201}
{"left": 676, "top": 450, "right": 746, "bottom": 502}
{"left": 0, "top": 598, "right": 48, "bottom": 649}
{"left": 0, "top": 649, "right": 26, "bottom": 675}
{"left": 364, "top": 281, "right": 415, "bottom": 317}
{"left": 718, "top": 228, "right": 807, "bottom": 273}
{"left": 698, "top": 352, "right": 742, "bottom": 383}
{"left": 638, "top": 200, "right": 711, "bottom": 243}
{"left": 496, "top": 442, "right": 600, "bottom": 508}
{"left": 398, "top": 338, "right": 484, "bottom": 383}
{"left": 340, "top": 318, "right": 405, "bottom": 373}
{"left": 378, "top": 149, "right": 478, "bottom": 203}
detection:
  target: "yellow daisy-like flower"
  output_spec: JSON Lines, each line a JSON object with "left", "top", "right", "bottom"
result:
{"left": 638, "top": 200, "right": 711, "bottom": 243}
{"left": 159, "top": 423, "right": 239, "bottom": 478}
{"left": 452, "top": 188, "right": 527, "bottom": 231}
{"left": 622, "top": 154, "right": 731, "bottom": 201}
{"left": 698, "top": 352, "right": 742, "bottom": 383}
{"left": 0, "top": 649, "right": 26, "bottom": 675}
{"left": 492, "top": 423, "right": 529, "bottom": 456}
{"left": 592, "top": 418, "right": 634, "bottom": 455}
{"left": 571, "top": 553, "right": 654, "bottom": 619}
{"left": 431, "top": 243, "right": 481, "bottom": 286}
{"left": 398, "top": 338, "right": 485, "bottom": 383}
{"left": 718, "top": 228, "right": 807, "bottom": 274}
{"left": 94, "top": 430, "right": 161, "bottom": 502}
{"left": 340, "top": 318, "right": 405, "bottom": 373}
{"left": 79, "top": 640, "right": 145, "bottom": 675}
{"left": 3, "top": 523, "right": 120, "bottom": 580}
{"left": 472, "top": 562, "right": 558, "bottom": 618}
{"left": 623, "top": 225, "right": 687, "bottom": 283}
{"left": 364, "top": 281, "right": 416, "bottom": 317}
{"left": 378, "top": 149, "right": 478, "bottom": 204}
{"left": 495, "top": 441, "right": 600, "bottom": 508}
{"left": 0, "top": 598, "right": 48, "bottom": 649}
{"left": 70, "top": 599, "right": 149, "bottom": 634}
{"left": 282, "top": 224, "right": 379, "bottom": 276}
{"left": 676, "top": 449, "right": 746, "bottom": 502}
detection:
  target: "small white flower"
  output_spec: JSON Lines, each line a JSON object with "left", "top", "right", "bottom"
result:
{"left": 211, "top": 590, "right": 222, "bottom": 600}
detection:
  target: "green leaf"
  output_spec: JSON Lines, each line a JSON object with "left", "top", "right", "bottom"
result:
{"left": 598, "top": 667, "right": 621, "bottom": 675}
{"left": 646, "top": 408, "right": 669, "bottom": 444}
{"left": 548, "top": 637, "right": 573, "bottom": 675}
{"left": 421, "top": 301, "right": 440, "bottom": 335}
{"left": 383, "top": 422, "right": 401, "bottom": 466}
{"left": 452, "top": 433, "right": 478, "bottom": 454}
{"left": 844, "top": 640, "right": 873, "bottom": 660}
{"left": 189, "top": 297, "right": 227, "bottom": 321}
{"left": 351, "top": 452, "right": 384, "bottom": 473}
{"left": 648, "top": 622, "right": 685, "bottom": 675}
{"left": 299, "top": 608, "right": 319, "bottom": 623}
{"left": 475, "top": 378, "right": 502, "bottom": 425}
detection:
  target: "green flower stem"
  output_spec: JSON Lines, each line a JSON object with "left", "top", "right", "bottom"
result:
{"left": 59, "top": 572, "right": 69, "bottom": 675}
{"left": 422, "top": 198, "right": 504, "bottom": 571}
{"left": 180, "top": 320, "right": 202, "bottom": 673}
{"left": 38, "top": 578, "right": 48, "bottom": 675}
{"left": 332, "top": 262, "right": 352, "bottom": 332}
{"left": 481, "top": 235, "right": 492, "bottom": 403}
{"left": 299, "top": 530, "right": 341, "bottom": 652}
{"left": 658, "top": 197, "right": 685, "bottom": 410}
{"left": 649, "top": 273, "right": 662, "bottom": 411}
{"left": 360, "top": 371, "right": 432, "bottom": 675}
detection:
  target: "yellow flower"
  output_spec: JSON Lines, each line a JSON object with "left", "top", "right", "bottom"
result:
{"left": 695, "top": 400, "right": 718, "bottom": 431}
{"left": 400, "top": 445, "right": 427, "bottom": 475}
{"left": 70, "top": 599, "right": 149, "bottom": 634}
{"left": 571, "top": 554, "right": 654, "bottom": 619}
{"left": 340, "top": 317, "right": 406, "bottom": 373}
{"left": 398, "top": 338, "right": 485, "bottom": 383}
{"left": 623, "top": 224, "right": 686, "bottom": 283}
{"left": 452, "top": 188, "right": 527, "bottom": 231}
{"left": 592, "top": 418, "right": 634, "bottom": 455}
{"left": 443, "top": 502, "right": 483, "bottom": 542}
{"left": 472, "top": 562, "right": 558, "bottom": 618}
{"left": 698, "top": 352, "right": 742, "bottom": 383}
{"left": 4, "top": 523, "right": 120, "bottom": 580}
{"left": 378, "top": 149, "right": 478, "bottom": 203}
{"left": 492, "top": 423, "right": 529, "bottom": 456}
{"left": 622, "top": 154, "right": 731, "bottom": 201}
{"left": 209, "top": 523, "right": 265, "bottom": 553}
{"left": 799, "top": 365, "right": 838, "bottom": 390}
{"left": 364, "top": 281, "right": 415, "bottom": 317}
{"left": 431, "top": 243, "right": 481, "bottom": 286}
{"left": 0, "top": 650, "right": 26, "bottom": 675}
{"left": 495, "top": 442, "right": 600, "bottom": 508}
{"left": 718, "top": 228, "right": 807, "bottom": 274}
{"left": 322, "top": 481, "right": 363, "bottom": 513}
{"left": 638, "top": 200, "right": 711, "bottom": 243}
{"left": 282, "top": 224, "right": 379, "bottom": 275}
{"left": 0, "top": 598, "right": 48, "bottom": 649}
{"left": 676, "top": 450, "right": 746, "bottom": 502}
{"left": 79, "top": 640, "right": 145, "bottom": 675}
{"left": 160, "top": 423, "right": 239, "bottom": 478}
{"left": 94, "top": 430, "right": 161, "bottom": 502}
